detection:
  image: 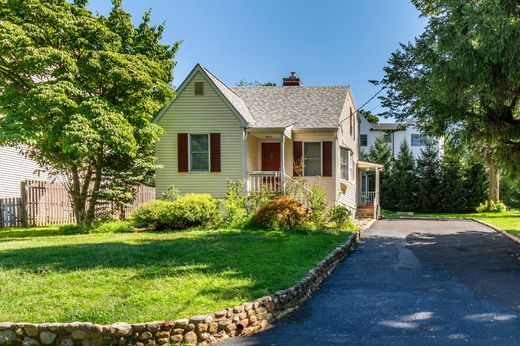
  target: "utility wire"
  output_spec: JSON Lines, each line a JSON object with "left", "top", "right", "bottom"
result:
{"left": 339, "top": 86, "right": 386, "bottom": 124}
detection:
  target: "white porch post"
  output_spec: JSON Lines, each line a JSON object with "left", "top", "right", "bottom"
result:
{"left": 280, "top": 134, "right": 285, "bottom": 192}
{"left": 374, "top": 168, "right": 380, "bottom": 219}
{"left": 243, "top": 130, "right": 249, "bottom": 193}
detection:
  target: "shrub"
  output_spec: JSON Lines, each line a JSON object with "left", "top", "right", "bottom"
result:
{"left": 131, "top": 200, "right": 174, "bottom": 229}
{"left": 476, "top": 200, "right": 507, "bottom": 213}
{"left": 131, "top": 194, "right": 221, "bottom": 230}
{"left": 305, "top": 179, "right": 327, "bottom": 227}
{"left": 327, "top": 205, "right": 352, "bottom": 229}
{"left": 251, "top": 195, "right": 309, "bottom": 230}
{"left": 93, "top": 220, "right": 133, "bottom": 233}
{"left": 223, "top": 179, "right": 248, "bottom": 227}
{"left": 161, "top": 185, "right": 181, "bottom": 201}
{"left": 169, "top": 193, "right": 221, "bottom": 229}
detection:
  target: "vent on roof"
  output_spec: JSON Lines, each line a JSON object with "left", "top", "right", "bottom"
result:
{"left": 194, "top": 82, "right": 204, "bottom": 95}
{"left": 282, "top": 72, "right": 302, "bottom": 86}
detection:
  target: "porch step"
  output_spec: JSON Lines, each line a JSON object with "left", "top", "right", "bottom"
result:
{"left": 356, "top": 205, "right": 375, "bottom": 219}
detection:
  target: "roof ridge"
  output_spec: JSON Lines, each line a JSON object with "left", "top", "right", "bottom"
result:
{"left": 200, "top": 65, "right": 251, "bottom": 104}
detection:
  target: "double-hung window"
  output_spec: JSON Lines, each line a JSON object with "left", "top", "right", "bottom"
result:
{"left": 411, "top": 133, "right": 428, "bottom": 146}
{"left": 383, "top": 132, "right": 392, "bottom": 143}
{"left": 360, "top": 134, "right": 368, "bottom": 147}
{"left": 303, "top": 142, "right": 321, "bottom": 176}
{"left": 190, "top": 134, "right": 209, "bottom": 172}
{"left": 340, "top": 148, "right": 349, "bottom": 180}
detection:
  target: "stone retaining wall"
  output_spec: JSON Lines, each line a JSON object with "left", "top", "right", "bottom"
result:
{"left": 0, "top": 232, "right": 361, "bottom": 346}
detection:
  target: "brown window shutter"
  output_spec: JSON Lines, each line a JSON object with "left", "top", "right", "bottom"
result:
{"left": 322, "top": 141, "right": 333, "bottom": 177}
{"left": 177, "top": 133, "right": 188, "bottom": 172}
{"left": 293, "top": 141, "right": 303, "bottom": 176}
{"left": 349, "top": 108, "right": 353, "bottom": 136}
{"left": 210, "top": 133, "right": 221, "bottom": 172}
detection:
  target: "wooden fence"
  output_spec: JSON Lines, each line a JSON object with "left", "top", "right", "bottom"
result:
{"left": 0, "top": 180, "right": 155, "bottom": 228}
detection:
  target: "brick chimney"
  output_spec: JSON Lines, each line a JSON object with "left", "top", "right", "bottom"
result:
{"left": 282, "top": 72, "right": 302, "bottom": 86}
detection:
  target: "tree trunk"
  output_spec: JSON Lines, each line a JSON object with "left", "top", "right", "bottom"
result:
{"left": 85, "top": 151, "right": 103, "bottom": 225}
{"left": 485, "top": 148, "right": 500, "bottom": 211}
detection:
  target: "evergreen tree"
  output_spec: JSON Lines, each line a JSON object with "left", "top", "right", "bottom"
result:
{"left": 462, "top": 161, "right": 488, "bottom": 212}
{"left": 416, "top": 139, "right": 441, "bottom": 212}
{"left": 389, "top": 141, "right": 418, "bottom": 212}
{"left": 437, "top": 144, "right": 467, "bottom": 213}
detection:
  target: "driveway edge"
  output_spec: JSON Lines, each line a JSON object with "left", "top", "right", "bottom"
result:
{"left": 468, "top": 218, "right": 520, "bottom": 246}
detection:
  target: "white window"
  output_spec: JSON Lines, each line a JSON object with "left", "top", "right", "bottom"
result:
{"left": 411, "top": 133, "right": 428, "bottom": 146}
{"left": 383, "top": 132, "right": 392, "bottom": 143}
{"left": 340, "top": 148, "right": 349, "bottom": 180}
{"left": 190, "top": 134, "right": 209, "bottom": 172}
{"left": 303, "top": 142, "right": 321, "bottom": 176}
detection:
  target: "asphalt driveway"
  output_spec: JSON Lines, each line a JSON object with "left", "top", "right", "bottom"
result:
{"left": 220, "top": 219, "right": 520, "bottom": 345}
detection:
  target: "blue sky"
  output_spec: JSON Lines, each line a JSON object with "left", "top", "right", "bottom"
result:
{"left": 87, "top": 0, "right": 425, "bottom": 117}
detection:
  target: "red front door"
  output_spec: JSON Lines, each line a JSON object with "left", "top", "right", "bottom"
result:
{"left": 261, "top": 143, "right": 281, "bottom": 171}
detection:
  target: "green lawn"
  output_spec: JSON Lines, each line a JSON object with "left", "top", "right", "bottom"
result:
{"left": 383, "top": 210, "right": 520, "bottom": 237}
{"left": 0, "top": 227, "right": 352, "bottom": 323}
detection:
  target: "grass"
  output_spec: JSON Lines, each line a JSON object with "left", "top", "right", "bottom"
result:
{"left": 383, "top": 210, "right": 520, "bottom": 237}
{"left": 0, "top": 226, "right": 353, "bottom": 323}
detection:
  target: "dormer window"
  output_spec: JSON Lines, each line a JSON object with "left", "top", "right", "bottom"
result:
{"left": 194, "top": 82, "right": 204, "bottom": 96}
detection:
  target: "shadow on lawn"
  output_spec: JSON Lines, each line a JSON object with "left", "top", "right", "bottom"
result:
{"left": 0, "top": 230, "right": 346, "bottom": 293}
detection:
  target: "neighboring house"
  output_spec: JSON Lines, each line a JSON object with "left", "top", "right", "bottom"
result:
{"left": 359, "top": 115, "right": 444, "bottom": 159}
{"left": 0, "top": 146, "right": 52, "bottom": 198}
{"left": 154, "top": 64, "right": 383, "bottom": 218}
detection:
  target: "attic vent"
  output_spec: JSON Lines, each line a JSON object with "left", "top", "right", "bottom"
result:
{"left": 194, "top": 82, "right": 204, "bottom": 95}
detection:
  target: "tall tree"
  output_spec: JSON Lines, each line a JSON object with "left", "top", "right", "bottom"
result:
{"left": 388, "top": 141, "right": 417, "bottom": 212}
{"left": 416, "top": 139, "right": 441, "bottom": 212}
{"left": 378, "top": 0, "right": 520, "bottom": 205}
{"left": 0, "top": 0, "right": 180, "bottom": 225}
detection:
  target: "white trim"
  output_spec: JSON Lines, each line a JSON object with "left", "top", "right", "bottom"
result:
{"left": 188, "top": 133, "right": 211, "bottom": 173}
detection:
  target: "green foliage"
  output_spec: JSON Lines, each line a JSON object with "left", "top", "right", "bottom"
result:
{"left": 131, "top": 200, "right": 173, "bottom": 229}
{"left": 160, "top": 185, "right": 181, "bottom": 201}
{"left": 223, "top": 179, "right": 248, "bottom": 227}
{"left": 327, "top": 205, "right": 352, "bottom": 229}
{"left": 0, "top": 0, "right": 180, "bottom": 225}
{"left": 501, "top": 172, "right": 520, "bottom": 209}
{"left": 388, "top": 141, "right": 418, "bottom": 212}
{"left": 476, "top": 200, "right": 507, "bottom": 213}
{"left": 305, "top": 179, "right": 327, "bottom": 227}
{"left": 92, "top": 220, "right": 132, "bottom": 233}
{"left": 251, "top": 196, "right": 309, "bottom": 231}
{"left": 131, "top": 194, "right": 221, "bottom": 230}
{"left": 358, "top": 109, "right": 379, "bottom": 124}
{"left": 379, "top": 0, "right": 520, "bottom": 180}
{"left": 368, "top": 136, "right": 488, "bottom": 213}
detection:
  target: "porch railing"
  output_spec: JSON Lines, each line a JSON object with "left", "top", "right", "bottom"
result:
{"left": 247, "top": 171, "right": 281, "bottom": 193}
{"left": 359, "top": 191, "right": 376, "bottom": 206}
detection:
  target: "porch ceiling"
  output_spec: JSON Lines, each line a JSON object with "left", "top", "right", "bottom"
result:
{"left": 358, "top": 160, "right": 384, "bottom": 171}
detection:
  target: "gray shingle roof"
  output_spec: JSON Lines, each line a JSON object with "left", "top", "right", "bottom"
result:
{"left": 370, "top": 123, "right": 406, "bottom": 131}
{"left": 229, "top": 86, "right": 350, "bottom": 128}
{"left": 200, "top": 66, "right": 255, "bottom": 125}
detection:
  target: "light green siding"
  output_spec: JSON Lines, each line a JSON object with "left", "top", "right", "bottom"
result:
{"left": 156, "top": 72, "right": 244, "bottom": 198}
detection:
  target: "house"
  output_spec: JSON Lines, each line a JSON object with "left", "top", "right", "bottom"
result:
{"left": 359, "top": 115, "right": 444, "bottom": 159}
{"left": 154, "top": 64, "right": 383, "bottom": 218}
{"left": 0, "top": 146, "right": 53, "bottom": 198}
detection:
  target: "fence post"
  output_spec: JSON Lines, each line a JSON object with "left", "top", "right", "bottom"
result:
{"left": 20, "top": 181, "right": 28, "bottom": 227}
{"left": 0, "top": 199, "right": 3, "bottom": 228}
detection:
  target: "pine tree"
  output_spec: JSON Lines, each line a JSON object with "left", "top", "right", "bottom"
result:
{"left": 416, "top": 139, "right": 441, "bottom": 212}
{"left": 462, "top": 161, "right": 488, "bottom": 212}
{"left": 438, "top": 144, "right": 467, "bottom": 213}
{"left": 390, "top": 141, "right": 418, "bottom": 212}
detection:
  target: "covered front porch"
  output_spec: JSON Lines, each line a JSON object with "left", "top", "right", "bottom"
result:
{"left": 244, "top": 127, "right": 293, "bottom": 193}
{"left": 357, "top": 161, "right": 383, "bottom": 219}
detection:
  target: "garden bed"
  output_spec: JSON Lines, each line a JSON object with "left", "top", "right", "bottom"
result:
{"left": 0, "top": 227, "right": 353, "bottom": 323}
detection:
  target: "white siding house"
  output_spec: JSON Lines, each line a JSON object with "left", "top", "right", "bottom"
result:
{"left": 0, "top": 146, "right": 52, "bottom": 198}
{"left": 359, "top": 116, "right": 444, "bottom": 159}
{"left": 154, "top": 64, "right": 383, "bottom": 218}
